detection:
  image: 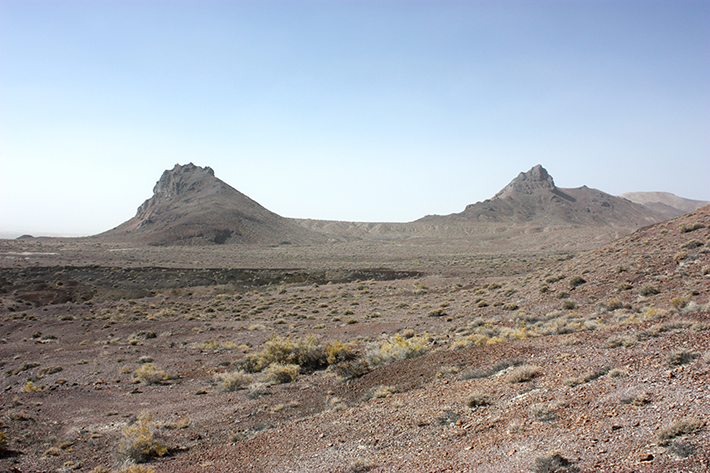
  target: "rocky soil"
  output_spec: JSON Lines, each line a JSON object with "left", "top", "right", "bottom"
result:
{"left": 0, "top": 206, "right": 708, "bottom": 472}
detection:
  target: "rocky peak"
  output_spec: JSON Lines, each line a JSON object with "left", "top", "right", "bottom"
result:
{"left": 152, "top": 163, "right": 215, "bottom": 201}
{"left": 493, "top": 164, "right": 556, "bottom": 198}
{"left": 135, "top": 163, "right": 217, "bottom": 222}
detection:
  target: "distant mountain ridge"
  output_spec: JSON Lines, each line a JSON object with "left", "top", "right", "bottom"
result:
{"left": 97, "top": 163, "right": 703, "bottom": 250}
{"left": 619, "top": 191, "right": 708, "bottom": 220}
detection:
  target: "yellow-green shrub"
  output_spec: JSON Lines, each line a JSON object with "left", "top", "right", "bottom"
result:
{"left": 133, "top": 363, "right": 168, "bottom": 385}
{"left": 366, "top": 333, "right": 431, "bottom": 367}
{"left": 118, "top": 411, "right": 168, "bottom": 463}
{"left": 215, "top": 371, "right": 250, "bottom": 392}
{"left": 262, "top": 363, "right": 299, "bottom": 384}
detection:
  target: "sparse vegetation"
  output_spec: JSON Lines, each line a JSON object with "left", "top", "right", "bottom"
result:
{"left": 564, "top": 366, "right": 609, "bottom": 387}
{"left": 118, "top": 411, "right": 168, "bottom": 463}
{"left": 465, "top": 391, "right": 492, "bottom": 408}
{"left": 1, "top": 191, "right": 708, "bottom": 472}
{"left": 533, "top": 451, "right": 579, "bottom": 473}
{"left": 365, "top": 333, "right": 431, "bottom": 368}
{"left": 506, "top": 365, "right": 541, "bottom": 383}
{"left": 215, "top": 370, "right": 250, "bottom": 391}
{"left": 262, "top": 363, "right": 300, "bottom": 384}
{"left": 133, "top": 363, "right": 169, "bottom": 385}
{"left": 568, "top": 276, "right": 586, "bottom": 288}
{"left": 639, "top": 284, "right": 660, "bottom": 296}
{"left": 657, "top": 417, "right": 705, "bottom": 445}
{"left": 460, "top": 358, "right": 523, "bottom": 380}
{"left": 665, "top": 350, "right": 699, "bottom": 367}
{"left": 678, "top": 222, "right": 705, "bottom": 233}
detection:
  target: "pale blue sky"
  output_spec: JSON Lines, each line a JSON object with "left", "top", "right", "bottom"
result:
{"left": 1, "top": 0, "right": 708, "bottom": 237}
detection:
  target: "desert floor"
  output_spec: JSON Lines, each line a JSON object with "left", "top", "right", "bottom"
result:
{"left": 1, "top": 209, "right": 709, "bottom": 472}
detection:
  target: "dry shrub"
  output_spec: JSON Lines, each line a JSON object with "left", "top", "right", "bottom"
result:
{"left": 363, "top": 385, "right": 397, "bottom": 401}
{"left": 674, "top": 251, "right": 688, "bottom": 262}
{"left": 568, "top": 276, "right": 586, "bottom": 288}
{"left": 531, "top": 403, "right": 558, "bottom": 422}
{"left": 365, "top": 333, "right": 430, "bottom": 368}
{"left": 331, "top": 359, "right": 369, "bottom": 381}
{"left": 22, "top": 381, "right": 42, "bottom": 392}
{"left": 639, "top": 284, "right": 660, "bottom": 296}
{"left": 118, "top": 466, "right": 156, "bottom": 473}
{"left": 215, "top": 371, "right": 250, "bottom": 392}
{"left": 621, "top": 392, "right": 652, "bottom": 406}
{"left": 671, "top": 296, "right": 688, "bottom": 310}
{"left": 460, "top": 358, "right": 523, "bottom": 380}
{"left": 236, "top": 336, "right": 356, "bottom": 376}
{"left": 667, "top": 439, "right": 697, "bottom": 458}
{"left": 677, "top": 222, "right": 705, "bottom": 233}
{"left": 326, "top": 396, "right": 348, "bottom": 412}
{"left": 506, "top": 365, "right": 541, "bottom": 383}
{"left": 666, "top": 350, "right": 699, "bottom": 367}
{"left": 617, "top": 282, "right": 632, "bottom": 292}
{"left": 133, "top": 363, "right": 168, "bottom": 385}
{"left": 681, "top": 239, "right": 704, "bottom": 249}
{"left": 560, "top": 300, "right": 576, "bottom": 311}
{"left": 118, "top": 411, "right": 168, "bottom": 463}
{"left": 657, "top": 417, "right": 705, "bottom": 445}
{"left": 465, "top": 391, "right": 492, "bottom": 408}
{"left": 262, "top": 363, "right": 299, "bottom": 384}
{"left": 564, "top": 366, "right": 609, "bottom": 387}
{"left": 533, "top": 451, "right": 579, "bottom": 473}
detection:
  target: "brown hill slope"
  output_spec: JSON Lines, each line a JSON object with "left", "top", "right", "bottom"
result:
{"left": 98, "top": 163, "right": 326, "bottom": 246}
{"left": 297, "top": 165, "right": 671, "bottom": 252}
{"left": 419, "top": 164, "right": 666, "bottom": 227}
{"left": 619, "top": 191, "right": 709, "bottom": 221}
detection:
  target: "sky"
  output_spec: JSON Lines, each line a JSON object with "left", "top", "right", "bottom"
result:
{"left": 1, "top": 0, "right": 708, "bottom": 237}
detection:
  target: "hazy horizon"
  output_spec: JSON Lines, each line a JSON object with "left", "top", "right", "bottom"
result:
{"left": 2, "top": 1, "right": 709, "bottom": 237}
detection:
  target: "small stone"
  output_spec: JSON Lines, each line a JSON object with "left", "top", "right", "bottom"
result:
{"left": 639, "top": 453, "right": 654, "bottom": 462}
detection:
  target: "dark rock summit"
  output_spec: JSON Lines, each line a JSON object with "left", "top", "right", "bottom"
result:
{"left": 493, "top": 164, "right": 555, "bottom": 198}
{"left": 420, "top": 165, "right": 667, "bottom": 228}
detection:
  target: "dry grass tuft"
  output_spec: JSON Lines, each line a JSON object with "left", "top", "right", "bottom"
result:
{"left": 657, "top": 417, "right": 705, "bottom": 445}
{"left": 506, "top": 365, "right": 541, "bottom": 383}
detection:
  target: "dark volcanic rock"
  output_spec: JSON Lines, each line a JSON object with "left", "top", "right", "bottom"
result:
{"left": 98, "top": 163, "right": 326, "bottom": 246}
{"left": 419, "top": 164, "right": 667, "bottom": 228}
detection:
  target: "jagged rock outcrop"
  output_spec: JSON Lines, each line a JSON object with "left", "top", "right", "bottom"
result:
{"left": 492, "top": 164, "right": 556, "bottom": 198}
{"left": 99, "top": 163, "right": 326, "bottom": 246}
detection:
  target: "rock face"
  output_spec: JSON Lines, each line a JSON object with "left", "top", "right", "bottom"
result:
{"left": 493, "top": 164, "right": 556, "bottom": 198}
{"left": 101, "top": 163, "right": 326, "bottom": 246}
{"left": 419, "top": 165, "right": 667, "bottom": 228}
